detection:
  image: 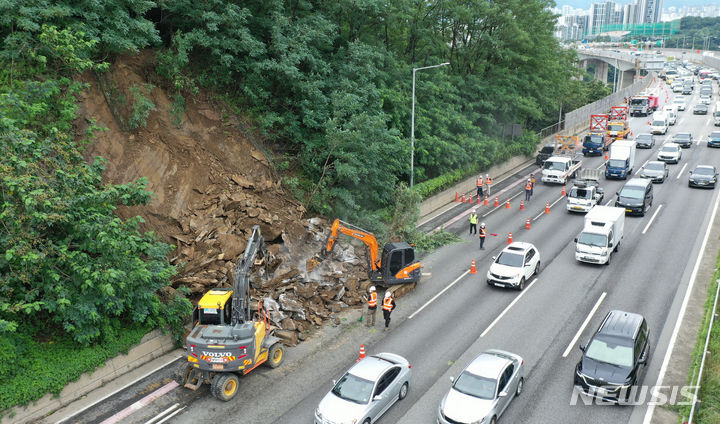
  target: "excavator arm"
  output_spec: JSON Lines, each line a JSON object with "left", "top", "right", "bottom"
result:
{"left": 231, "top": 225, "right": 268, "bottom": 325}
{"left": 321, "top": 219, "right": 381, "bottom": 271}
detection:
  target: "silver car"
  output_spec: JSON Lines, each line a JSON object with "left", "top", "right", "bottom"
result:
{"left": 438, "top": 350, "right": 525, "bottom": 424}
{"left": 315, "top": 353, "right": 411, "bottom": 424}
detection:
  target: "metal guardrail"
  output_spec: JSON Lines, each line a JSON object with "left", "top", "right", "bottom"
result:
{"left": 687, "top": 279, "right": 720, "bottom": 423}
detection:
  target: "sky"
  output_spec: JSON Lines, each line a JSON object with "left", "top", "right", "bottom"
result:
{"left": 556, "top": 0, "right": 709, "bottom": 9}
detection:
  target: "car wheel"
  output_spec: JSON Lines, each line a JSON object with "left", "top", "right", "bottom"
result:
{"left": 534, "top": 261, "right": 541, "bottom": 276}
{"left": 605, "top": 252, "right": 611, "bottom": 265}
{"left": 490, "top": 416, "right": 497, "bottom": 424}
{"left": 265, "top": 343, "right": 284, "bottom": 368}
{"left": 517, "top": 277, "right": 525, "bottom": 291}
{"left": 399, "top": 382, "right": 409, "bottom": 400}
{"left": 516, "top": 377, "right": 524, "bottom": 397}
{"left": 363, "top": 419, "right": 371, "bottom": 424}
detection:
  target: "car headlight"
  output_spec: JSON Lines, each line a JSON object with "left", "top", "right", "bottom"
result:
{"left": 315, "top": 408, "right": 321, "bottom": 419}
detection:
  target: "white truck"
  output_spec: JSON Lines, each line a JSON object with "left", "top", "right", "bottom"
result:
{"left": 566, "top": 169, "right": 604, "bottom": 213}
{"left": 541, "top": 156, "right": 582, "bottom": 185}
{"left": 574, "top": 206, "right": 624, "bottom": 265}
{"left": 605, "top": 139, "right": 636, "bottom": 180}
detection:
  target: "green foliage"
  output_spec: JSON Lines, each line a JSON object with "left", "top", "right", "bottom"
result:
{"left": 128, "top": 83, "right": 156, "bottom": 130}
{"left": 665, "top": 17, "right": 720, "bottom": 50}
{"left": 170, "top": 92, "right": 185, "bottom": 128}
{"left": 414, "top": 168, "right": 471, "bottom": 199}
{"left": 0, "top": 324, "right": 149, "bottom": 410}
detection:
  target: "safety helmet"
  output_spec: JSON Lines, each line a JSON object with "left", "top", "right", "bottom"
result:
{"left": 384, "top": 291, "right": 391, "bottom": 298}
{"left": 481, "top": 222, "right": 486, "bottom": 228}
{"left": 369, "top": 286, "right": 376, "bottom": 292}
{"left": 486, "top": 173, "right": 489, "bottom": 177}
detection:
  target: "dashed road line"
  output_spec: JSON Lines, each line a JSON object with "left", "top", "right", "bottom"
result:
{"left": 481, "top": 278, "right": 539, "bottom": 338}
{"left": 642, "top": 204, "right": 663, "bottom": 235}
{"left": 409, "top": 270, "right": 470, "bottom": 320}
{"left": 562, "top": 292, "right": 607, "bottom": 358}
{"left": 677, "top": 163, "right": 688, "bottom": 179}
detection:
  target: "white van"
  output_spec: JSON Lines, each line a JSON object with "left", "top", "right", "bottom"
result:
{"left": 714, "top": 102, "right": 720, "bottom": 126}
{"left": 650, "top": 113, "right": 669, "bottom": 135}
{"left": 662, "top": 106, "right": 677, "bottom": 125}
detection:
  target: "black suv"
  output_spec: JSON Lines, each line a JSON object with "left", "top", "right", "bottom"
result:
{"left": 536, "top": 144, "right": 555, "bottom": 165}
{"left": 574, "top": 310, "right": 650, "bottom": 403}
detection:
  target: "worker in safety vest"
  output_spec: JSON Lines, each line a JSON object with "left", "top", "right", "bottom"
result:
{"left": 530, "top": 174, "right": 536, "bottom": 195}
{"left": 365, "top": 286, "right": 377, "bottom": 327}
{"left": 479, "top": 222, "right": 487, "bottom": 249}
{"left": 469, "top": 209, "right": 478, "bottom": 235}
{"left": 382, "top": 292, "right": 396, "bottom": 331}
{"left": 524, "top": 179, "right": 533, "bottom": 201}
{"left": 476, "top": 175, "right": 484, "bottom": 197}
{"left": 485, "top": 174, "right": 493, "bottom": 196}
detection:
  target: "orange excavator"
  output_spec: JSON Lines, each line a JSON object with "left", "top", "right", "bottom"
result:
{"left": 320, "top": 219, "right": 422, "bottom": 285}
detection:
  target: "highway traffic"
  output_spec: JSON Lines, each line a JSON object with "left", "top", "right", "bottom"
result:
{"left": 68, "top": 66, "right": 720, "bottom": 424}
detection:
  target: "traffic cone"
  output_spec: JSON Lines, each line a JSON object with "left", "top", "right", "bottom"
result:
{"left": 507, "top": 232, "right": 513, "bottom": 244}
{"left": 545, "top": 201, "right": 550, "bottom": 213}
{"left": 484, "top": 195, "right": 489, "bottom": 206}
{"left": 467, "top": 195, "right": 473, "bottom": 204}
{"left": 470, "top": 260, "right": 477, "bottom": 274}
{"left": 477, "top": 195, "right": 482, "bottom": 204}
{"left": 525, "top": 218, "right": 531, "bottom": 230}
{"left": 520, "top": 200, "right": 525, "bottom": 210}
{"left": 357, "top": 344, "right": 366, "bottom": 362}
{"left": 561, "top": 186, "right": 566, "bottom": 196}
{"left": 494, "top": 196, "right": 499, "bottom": 207}
{"left": 605, "top": 152, "right": 608, "bottom": 160}
{"left": 462, "top": 194, "right": 466, "bottom": 203}
{"left": 455, "top": 192, "right": 459, "bottom": 202}
{"left": 505, "top": 199, "right": 511, "bottom": 209}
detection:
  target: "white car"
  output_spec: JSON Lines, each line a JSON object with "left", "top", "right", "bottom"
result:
{"left": 657, "top": 142, "right": 682, "bottom": 164}
{"left": 701, "top": 94, "right": 713, "bottom": 105}
{"left": 486, "top": 242, "right": 540, "bottom": 291}
{"left": 672, "top": 97, "right": 687, "bottom": 111}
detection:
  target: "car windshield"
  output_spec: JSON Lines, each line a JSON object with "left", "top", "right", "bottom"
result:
{"left": 693, "top": 167, "right": 714, "bottom": 176}
{"left": 540, "top": 146, "right": 554, "bottom": 153}
{"left": 577, "top": 232, "right": 607, "bottom": 247}
{"left": 673, "top": 99, "right": 684, "bottom": 104}
{"left": 332, "top": 373, "right": 374, "bottom": 404}
{"left": 636, "top": 135, "right": 652, "bottom": 141}
{"left": 496, "top": 252, "right": 523, "bottom": 267}
{"left": 710, "top": 132, "right": 720, "bottom": 138}
{"left": 674, "top": 134, "right": 690, "bottom": 141}
{"left": 453, "top": 371, "right": 496, "bottom": 400}
{"left": 631, "top": 99, "right": 647, "bottom": 105}
{"left": 544, "top": 161, "right": 565, "bottom": 171}
{"left": 570, "top": 188, "right": 591, "bottom": 199}
{"left": 609, "top": 124, "right": 624, "bottom": 132}
{"left": 645, "top": 162, "right": 664, "bottom": 171}
{"left": 651, "top": 121, "right": 665, "bottom": 126}
{"left": 619, "top": 186, "right": 644, "bottom": 200}
{"left": 584, "top": 135, "right": 603, "bottom": 143}
{"left": 585, "top": 336, "right": 634, "bottom": 368}
{"left": 661, "top": 145, "right": 677, "bottom": 153}
{"left": 608, "top": 159, "right": 626, "bottom": 168}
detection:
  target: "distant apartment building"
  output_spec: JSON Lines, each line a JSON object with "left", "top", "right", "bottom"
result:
{"left": 637, "top": 0, "right": 663, "bottom": 23}
{"left": 556, "top": 0, "right": 668, "bottom": 40}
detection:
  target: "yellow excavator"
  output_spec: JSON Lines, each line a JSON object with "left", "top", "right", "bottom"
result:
{"left": 319, "top": 219, "right": 422, "bottom": 285}
{"left": 175, "top": 225, "right": 284, "bottom": 401}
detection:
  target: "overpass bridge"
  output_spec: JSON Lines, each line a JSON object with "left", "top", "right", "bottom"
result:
{"left": 577, "top": 49, "right": 664, "bottom": 89}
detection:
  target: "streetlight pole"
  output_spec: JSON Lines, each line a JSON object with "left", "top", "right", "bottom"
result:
{"left": 411, "top": 62, "right": 450, "bottom": 187}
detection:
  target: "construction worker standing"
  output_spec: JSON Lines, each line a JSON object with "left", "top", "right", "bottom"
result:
{"left": 524, "top": 179, "right": 533, "bottom": 201}
{"left": 485, "top": 174, "right": 493, "bottom": 196}
{"left": 476, "top": 175, "right": 484, "bottom": 197}
{"left": 530, "top": 174, "right": 536, "bottom": 195}
{"left": 469, "top": 209, "right": 478, "bottom": 235}
{"left": 382, "top": 292, "right": 396, "bottom": 331}
{"left": 365, "top": 286, "right": 377, "bottom": 327}
{"left": 479, "top": 223, "right": 487, "bottom": 249}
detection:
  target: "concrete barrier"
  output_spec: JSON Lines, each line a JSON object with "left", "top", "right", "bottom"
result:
{"left": 7, "top": 330, "right": 176, "bottom": 424}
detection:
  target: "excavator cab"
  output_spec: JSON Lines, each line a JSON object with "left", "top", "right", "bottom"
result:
{"left": 380, "top": 242, "right": 421, "bottom": 285}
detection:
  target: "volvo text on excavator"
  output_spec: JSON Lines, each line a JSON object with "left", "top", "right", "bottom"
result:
{"left": 175, "top": 225, "right": 284, "bottom": 401}
{"left": 320, "top": 219, "right": 421, "bottom": 285}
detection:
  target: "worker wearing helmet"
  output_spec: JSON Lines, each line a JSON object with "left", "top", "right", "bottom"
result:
{"left": 365, "top": 286, "right": 377, "bottom": 327}
{"left": 382, "top": 291, "right": 396, "bottom": 331}
{"left": 479, "top": 222, "right": 487, "bottom": 249}
{"left": 469, "top": 208, "right": 478, "bottom": 235}
{"left": 485, "top": 174, "right": 493, "bottom": 196}
{"left": 524, "top": 179, "right": 533, "bottom": 201}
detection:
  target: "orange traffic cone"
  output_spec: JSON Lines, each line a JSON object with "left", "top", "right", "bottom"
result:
{"left": 561, "top": 186, "right": 566, "bottom": 196}
{"left": 520, "top": 200, "right": 525, "bottom": 210}
{"left": 484, "top": 195, "right": 489, "bottom": 206}
{"left": 505, "top": 199, "right": 511, "bottom": 209}
{"left": 604, "top": 152, "right": 608, "bottom": 161}
{"left": 477, "top": 195, "right": 482, "bottom": 205}
{"left": 462, "top": 194, "right": 466, "bottom": 203}
{"left": 494, "top": 196, "right": 499, "bottom": 207}
{"left": 455, "top": 192, "right": 459, "bottom": 202}
{"left": 525, "top": 218, "right": 531, "bottom": 230}
{"left": 357, "top": 344, "right": 366, "bottom": 362}
{"left": 467, "top": 195, "right": 473, "bottom": 204}
{"left": 470, "top": 260, "right": 477, "bottom": 274}
{"left": 507, "top": 232, "right": 513, "bottom": 244}
{"left": 545, "top": 201, "right": 550, "bottom": 213}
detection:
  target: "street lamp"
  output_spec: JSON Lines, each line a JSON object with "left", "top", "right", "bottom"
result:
{"left": 411, "top": 62, "right": 450, "bottom": 187}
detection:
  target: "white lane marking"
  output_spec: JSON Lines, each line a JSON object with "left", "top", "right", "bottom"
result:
{"left": 635, "top": 159, "right": 649, "bottom": 175}
{"left": 145, "top": 404, "right": 180, "bottom": 424}
{"left": 481, "top": 278, "right": 539, "bottom": 338}
{"left": 409, "top": 270, "right": 470, "bottom": 319}
{"left": 532, "top": 195, "right": 565, "bottom": 221}
{"left": 676, "top": 163, "right": 688, "bottom": 179}
{"left": 595, "top": 162, "right": 606, "bottom": 170}
{"left": 643, "top": 171, "right": 720, "bottom": 424}
{"left": 56, "top": 356, "right": 182, "bottom": 423}
{"left": 422, "top": 272, "right": 432, "bottom": 277}
{"left": 562, "top": 292, "right": 607, "bottom": 358}
{"left": 641, "top": 204, "right": 663, "bottom": 235}
{"left": 707, "top": 117, "right": 713, "bottom": 126}
{"left": 604, "top": 197, "right": 614, "bottom": 206}
{"left": 154, "top": 407, "right": 186, "bottom": 424}
{"left": 100, "top": 381, "right": 179, "bottom": 424}
{"left": 697, "top": 137, "right": 703, "bottom": 146}
{"left": 482, "top": 191, "right": 524, "bottom": 218}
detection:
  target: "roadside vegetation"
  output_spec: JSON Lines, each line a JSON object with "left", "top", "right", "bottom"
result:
{"left": 0, "top": 0, "right": 613, "bottom": 410}
{"left": 665, "top": 17, "right": 720, "bottom": 51}
{"left": 673, "top": 250, "right": 720, "bottom": 423}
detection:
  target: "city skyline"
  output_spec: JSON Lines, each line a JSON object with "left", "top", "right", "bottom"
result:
{"left": 557, "top": 0, "right": 711, "bottom": 8}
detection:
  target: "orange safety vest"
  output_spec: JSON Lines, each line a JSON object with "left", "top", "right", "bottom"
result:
{"left": 368, "top": 292, "right": 377, "bottom": 308}
{"left": 486, "top": 177, "right": 492, "bottom": 185}
{"left": 530, "top": 177, "right": 536, "bottom": 186}
{"left": 525, "top": 182, "right": 532, "bottom": 190}
{"left": 477, "top": 177, "right": 483, "bottom": 187}
{"left": 382, "top": 297, "right": 393, "bottom": 311}
{"left": 479, "top": 228, "right": 486, "bottom": 238}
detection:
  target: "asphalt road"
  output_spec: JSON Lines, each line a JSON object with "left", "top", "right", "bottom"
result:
{"left": 66, "top": 77, "right": 720, "bottom": 424}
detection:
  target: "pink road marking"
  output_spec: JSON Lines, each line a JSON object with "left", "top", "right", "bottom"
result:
{"left": 100, "top": 380, "right": 179, "bottom": 424}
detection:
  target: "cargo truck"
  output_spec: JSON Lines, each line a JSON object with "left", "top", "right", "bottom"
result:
{"left": 574, "top": 206, "right": 625, "bottom": 265}
{"left": 605, "top": 139, "right": 636, "bottom": 180}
